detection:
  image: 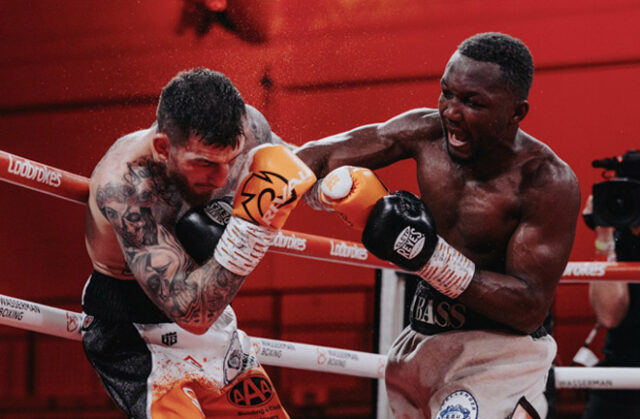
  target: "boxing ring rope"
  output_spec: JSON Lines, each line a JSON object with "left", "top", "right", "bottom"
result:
{"left": 1, "top": 149, "right": 638, "bottom": 282}
{"left": 2, "top": 149, "right": 640, "bottom": 390}
{"left": 1, "top": 293, "right": 639, "bottom": 389}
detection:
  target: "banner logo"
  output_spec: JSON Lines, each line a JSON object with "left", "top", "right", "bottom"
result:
{"left": 330, "top": 240, "right": 368, "bottom": 260}
{"left": 7, "top": 154, "right": 62, "bottom": 187}
{"left": 272, "top": 231, "right": 307, "bottom": 251}
{"left": 562, "top": 262, "right": 607, "bottom": 277}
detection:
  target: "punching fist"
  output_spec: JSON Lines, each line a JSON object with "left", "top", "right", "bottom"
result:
{"left": 176, "top": 198, "right": 232, "bottom": 265}
{"left": 318, "top": 166, "right": 388, "bottom": 229}
{"left": 363, "top": 191, "right": 475, "bottom": 299}
{"left": 215, "top": 144, "right": 316, "bottom": 276}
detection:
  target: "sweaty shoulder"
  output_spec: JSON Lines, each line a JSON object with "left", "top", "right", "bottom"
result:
{"left": 378, "top": 108, "right": 443, "bottom": 152}
{"left": 518, "top": 133, "right": 579, "bottom": 205}
{"left": 244, "top": 104, "right": 284, "bottom": 147}
{"left": 91, "top": 128, "right": 152, "bottom": 185}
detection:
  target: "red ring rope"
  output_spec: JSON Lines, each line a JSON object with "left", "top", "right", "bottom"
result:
{"left": 1, "top": 149, "right": 639, "bottom": 282}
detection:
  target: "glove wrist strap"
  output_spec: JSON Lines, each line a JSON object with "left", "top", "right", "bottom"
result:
{"left": 214, "top": 217, "right": 276, "bottom": 276}
{"left": 416, "top": 237, "right": 475, "bottom": 298}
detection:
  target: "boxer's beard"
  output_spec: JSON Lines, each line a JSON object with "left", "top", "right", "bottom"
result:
{"left": 168, "top": 170, "right": 212, "bottom": 207}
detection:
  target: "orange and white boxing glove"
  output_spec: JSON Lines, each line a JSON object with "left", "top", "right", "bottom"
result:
{"left": 214, "top": 144, "right": 316, "bottom": 275}
{"left": 317, "top": 166, "right": 388, "bottom": 229}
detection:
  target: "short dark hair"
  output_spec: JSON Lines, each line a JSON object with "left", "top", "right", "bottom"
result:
{"left": 156, "top": 68, "right": 245, "bottom": 147}
{"left": 458, "top": 32, "right": 534, "bottom": 99}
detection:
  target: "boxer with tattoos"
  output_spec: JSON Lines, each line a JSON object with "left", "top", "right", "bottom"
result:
{"left": 83, "top": 68, "right": 314, "bottom": 418}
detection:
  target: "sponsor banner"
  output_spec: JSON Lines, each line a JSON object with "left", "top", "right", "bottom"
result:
{"left": 0, "top": 294, "right": 83, "bottom": 341}
{"left": 4, "top": 293, "right": 640, "bottom": 388}
{"left": 562, "top": 262, "right": 640, "bottom": 281}
{"left": 251, "top": 337, "right": 385, "bottom": 379}
{"left": 554, "top": 367, "right": 640, "bottom": 389}
{"left": 0, "top": 150, "right": 89, "bottom": 204}
{"left": 6, "top": 153, "right": 62, "bottom": 187}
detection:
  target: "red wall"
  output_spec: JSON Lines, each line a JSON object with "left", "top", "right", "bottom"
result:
{"left": 1, "top": 0, "right": 640, "bottom": 417}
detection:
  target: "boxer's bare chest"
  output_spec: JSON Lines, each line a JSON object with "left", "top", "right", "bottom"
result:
{"left": 416, "top": 151, "right": 523, "bottom": 269}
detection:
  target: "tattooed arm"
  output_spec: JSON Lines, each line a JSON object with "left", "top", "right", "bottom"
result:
{"left": 95, "top": 166, "right": 246, "bottom": 335}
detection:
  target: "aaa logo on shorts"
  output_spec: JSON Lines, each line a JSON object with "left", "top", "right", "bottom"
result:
{"left": 227, "top": 375, "right": 274, "bottom": 407}
{"left": 237, "top": 171, "right": 296, "bottom": 225}
{"left": 437, "top": 390, "right": 478, "bottom": 419}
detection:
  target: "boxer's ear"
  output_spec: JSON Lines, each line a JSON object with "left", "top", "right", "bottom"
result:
{"left": 153, "top": 134, "right": 170, "bottom": 161}
{"left": 512, "top": 100, "right": 529, "bottom": 124}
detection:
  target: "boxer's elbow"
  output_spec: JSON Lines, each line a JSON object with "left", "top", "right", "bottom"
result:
{"left": 511, "top": 297, "right": 549, "bottom": 335}
{"left": 176, "top": 320, "right": 211, "bottom": 335}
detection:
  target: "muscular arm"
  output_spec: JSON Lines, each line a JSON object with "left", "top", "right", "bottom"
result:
{"left": 95, "top": 167, "right": 246, "bottom": 335}
{"left": 459, "top": 162, "right": 581, "bottom": 333}
{"left": 296, "top": 108, "right": 440, "bottom": 177}
{"left": 590, "top": 282, "right": 630, "bottom": 328}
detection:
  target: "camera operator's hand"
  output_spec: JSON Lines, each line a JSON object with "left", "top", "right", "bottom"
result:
{"left": 583, "top": 195, "right": 616, "bottom": 261}
{"left": 582, "top": 195, "right": 595, "bottom": 230}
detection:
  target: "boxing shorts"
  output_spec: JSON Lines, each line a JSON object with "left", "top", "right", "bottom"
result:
{"left": 383, "top": 281, "right": 556, "bottom": 418}
{"left": 81, "top": 271, "right": 289, "bottom": 419}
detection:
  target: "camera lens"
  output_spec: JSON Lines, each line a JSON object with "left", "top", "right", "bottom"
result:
{"left": 592, "top": 179, "right": 640, "bottom": 227}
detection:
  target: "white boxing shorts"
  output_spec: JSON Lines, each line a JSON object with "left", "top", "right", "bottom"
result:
{"left": 81, "top": 271, "right": 289, "bottom": 419}
{"left": 385, "top": 326, "right": 556, "bottom": 419}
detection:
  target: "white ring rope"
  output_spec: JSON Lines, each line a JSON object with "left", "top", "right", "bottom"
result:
{"left": 0, "top": 293, "right": 384, "bottom": 379}
{"left": 1, "top": 293, "right": 640, "bottom": 389}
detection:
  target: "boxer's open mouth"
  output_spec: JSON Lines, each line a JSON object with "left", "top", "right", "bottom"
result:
{"left": 447, "top": 130, "right": 471, "bottom": 154}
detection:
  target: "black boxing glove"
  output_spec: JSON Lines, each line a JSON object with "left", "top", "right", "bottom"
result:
{"left": 176, "top": 198, "right": 233, "bottom": 266}
{"left": 362, "top": 191, "right": 439, "bottom": 270}
{"left": 362, "top": 191, "right": 475, "bottom": 298}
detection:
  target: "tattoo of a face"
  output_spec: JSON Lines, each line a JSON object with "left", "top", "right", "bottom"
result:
{"left": 97, "top": 157, "right": 247, "bottom": 328}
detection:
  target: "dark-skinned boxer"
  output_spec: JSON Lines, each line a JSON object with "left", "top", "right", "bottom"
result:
{"left": 298, "top": 32, "right": 580, "bottom": 418}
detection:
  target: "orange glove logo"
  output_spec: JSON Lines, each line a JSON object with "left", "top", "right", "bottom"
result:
{"left": 232, "top": 144, "right": 316, "bottom": 229}
{"left": 237, "top": 170, "right": 297, "bottom": 225}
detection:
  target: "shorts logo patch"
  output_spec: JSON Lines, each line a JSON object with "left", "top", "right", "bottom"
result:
{"left": 224, "top": 330, "right": 244, "bottom": 384}
{"left": 394, "top": 226, "right": 425, "bottom": 260}
{"left": 437, "top": 390, "right": 478, "bottom": 419}
{"left": 227, "top": 375, "right": 274, "bottom": 407}
{"left": 161, "top": 331, "right": 177, "bottom": 346}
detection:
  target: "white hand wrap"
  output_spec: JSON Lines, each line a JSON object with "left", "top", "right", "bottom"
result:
{"left": 416, "top": 237, "right": 475, "bottom": 298}
{"left": 214, "top": 216, "right": 277, "bottom": 276}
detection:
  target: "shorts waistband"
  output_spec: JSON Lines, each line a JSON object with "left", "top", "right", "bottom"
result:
{"left": 409, "top": 281, "right": 548, "bottom": 338}
{"left": 82, "top": 271, "right": 170, "bottom": 323}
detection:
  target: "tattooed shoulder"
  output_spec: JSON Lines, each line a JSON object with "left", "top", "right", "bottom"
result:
{"left": 245, "top": 105, "right": 274, "bottom": 145}
{"left": 95, "top": 157, "right": 179, "bottom": 248}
